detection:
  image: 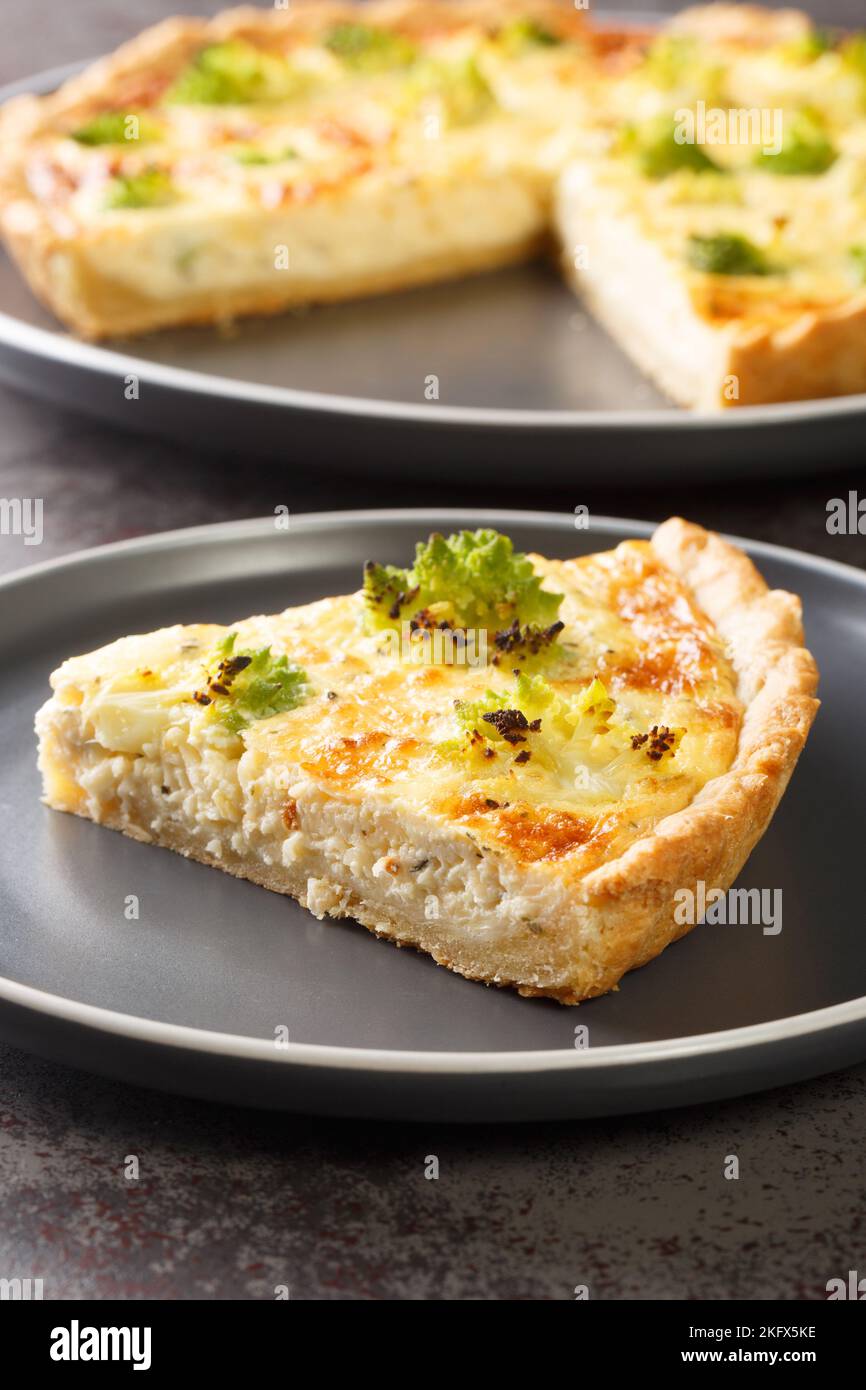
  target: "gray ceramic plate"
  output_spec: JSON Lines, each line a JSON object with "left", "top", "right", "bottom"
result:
{"left": 2, "top": 30, "right": 866, "bottom": 479}
{"left": 0, "top": 508, "right": 864, "bottom": 1120}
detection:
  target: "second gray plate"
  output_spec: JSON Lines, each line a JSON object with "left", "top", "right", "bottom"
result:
{"left": 0, "top": 508, "right": 864, "bottom": 1120}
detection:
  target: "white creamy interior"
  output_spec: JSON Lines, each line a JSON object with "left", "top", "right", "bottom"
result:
{"left": 36, "top": 696, "right": 570, "bottom": 959}
{"left": 555, "top": 162, "right": 730, "bottom": 410}
{"left": 80, "top": 167, "right": 548, "bottom": 302}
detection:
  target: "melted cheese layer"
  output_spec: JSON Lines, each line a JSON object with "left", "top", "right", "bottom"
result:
{"left": 45, "top": 541, "right": 742, "bottom": 872}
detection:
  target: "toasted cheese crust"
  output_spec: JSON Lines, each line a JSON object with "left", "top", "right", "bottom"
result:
{"left": 4, "top": 3, "right": 866, "bottom": 408}
{"left": 35, "top": 520, "right": 819, "bottom": 1003}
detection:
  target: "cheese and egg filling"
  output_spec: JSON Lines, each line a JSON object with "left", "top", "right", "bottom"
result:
{"left": 37, "top": 531, "right": 741, "bottom": 883}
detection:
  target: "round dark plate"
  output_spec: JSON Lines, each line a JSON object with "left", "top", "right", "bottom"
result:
{"left": 0, "top": 508, "right": 863, "bottom": 1120}
{"left": 2, "top": 25, "right": 866, "bottom": 478}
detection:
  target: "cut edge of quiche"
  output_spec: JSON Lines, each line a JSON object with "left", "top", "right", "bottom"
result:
{"left": 35, "top": 518, "right": 820, "bottom": 1004}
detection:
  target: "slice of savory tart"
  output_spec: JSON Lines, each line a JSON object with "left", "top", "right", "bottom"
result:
{"left": 0, "top": 1, "right": 593, "bottom": 338}
{"left": 36, "top": 519, "right": 819, "bottom": 1003}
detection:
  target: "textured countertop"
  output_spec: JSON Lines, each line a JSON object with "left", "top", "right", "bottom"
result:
{"left": 0, "top": 0, "right": 864, "bottom": 1300}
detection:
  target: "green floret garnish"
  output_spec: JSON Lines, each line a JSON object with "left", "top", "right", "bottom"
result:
{"left": 839, "top": 32, "right": 866, "bottom": 76}
{"left": 231, "top": 145, "right": 298, "bottom": 165}
{"left": 686, "top": 232, "right": 775, "bottom": 277}
{"left": 622, "top": 117, "right": 720, "bottom": 180}
{"left": 453, "top": 686, "right": 510, "bottom": 735}
{"left": 641, "top": 35, "right": 694, "bottom": 87}
{"left": 640, "top": 35, "right": 724, "bottom": 100}
{"left": 497, "top": 17, "right": 562, "bottom": 53}
{"left": 443, "top": 673, "right": 617, "bottom": 765}
{"left": 777, "top": 28, "right": 834, "bottom": 65}
{"left": 103, "top": 168, "right": 177, "bottom": 210}
{"left": 324, "top": 23, "right": 417, "bottom": 72}
{"left": 166, "top": 41, "right": 306, "bottom": 105}
{"left": 364, "top": 529, "right": 562, "bottom": 643}
{"left": 442, "top": 672, "right": 686, "bottom": 773}
{"left": 196, "top": 632, "right": 310, "bottom": 734}
{"left": 71, "top": 111, "right": 161, "bottom": 145}
{"left": 412, "top": 531, "right": 560, "bottom": 629}
{"left": 848, "top": 244, "right": 866, "bottom": 283}
{"left": 404, "top": 56, "right": 496, "bottom": 127}
{"left": 475, "top": 672, "right": 615, "bottom": 740}
{"left": 753, "top": 111, "right": 837, "bottom": 175}
{"left": 666, "top": 168, "right": 741, "bottom": 206}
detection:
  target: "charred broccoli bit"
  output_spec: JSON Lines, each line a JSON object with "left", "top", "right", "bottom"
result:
{"left": 753, "top": 111, "right": 837, "bottom": 174}
{"left": 363, "top": 529, "right": 563, "bottom": 660}
{"left": 630, "top": 725, "right": 679, "bottom": 761}
{"left": 72, "top": 111, "right": 160, "bottom": 145}
{"left": 623, "top": 117, "right": 720, "bottom": 180}
{"left": 492, "top": 618, "right": 565, "bottom": 668}
{"left": 167, "top": 41, "right": 305, "bottom": 105}
{"left": 686, "top": 232, "right": 774, "bottom": 276}
{"left": 481, "top": 707, "right": 541, "bottom": 744}
{"left": 103, "top": 169, "right": 177, "bottom": 209}
{"left": 448, "top": 688, "right": 533, "bottom": 760}
{"left": 325, "top": 23, "right": 417, "bottom": 71}
{"left": 195, "top": 632, "right": 310, "bottom": 733}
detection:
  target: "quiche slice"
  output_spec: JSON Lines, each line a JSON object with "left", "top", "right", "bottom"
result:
{"left": 0, "top": 1, "right": 593, "bottom": 338}
{"left": 35, "top": 520, "right": 819, "bottom": 1004}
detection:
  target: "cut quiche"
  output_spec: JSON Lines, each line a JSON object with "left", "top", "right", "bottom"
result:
{"left": 0, "top": 1, "right": 590, "bottom": 338}
{"left": 36, "top": 519, "right": 819, "bottom": 1004}
{"left": 3, "top": 3, "right": 866, "bottom": 408}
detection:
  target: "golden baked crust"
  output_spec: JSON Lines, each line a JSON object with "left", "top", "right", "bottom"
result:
{"left": 719, "top": 295, "right": 866, "bottom": 407}
{"left": 572, "top": 518, "right": 819, "bottom": 993}
{"left": 35, "top": 519, "right": 819, "bottom": 1003}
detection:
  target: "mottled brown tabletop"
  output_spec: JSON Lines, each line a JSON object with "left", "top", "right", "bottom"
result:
{"left": 0, "top": 0, "right": 863, "bottom": 1300}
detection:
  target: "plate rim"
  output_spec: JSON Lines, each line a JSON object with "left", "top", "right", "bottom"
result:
{"left": 3, "top": 48, "right": 866, "bottom": 436}
{"left": 2, "top": 504, "right": 864, "bottom": 1079}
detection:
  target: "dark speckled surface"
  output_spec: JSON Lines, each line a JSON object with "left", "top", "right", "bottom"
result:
{"left": 0, "top": 0, "right": 865, "bottom": 1300}
{"left": 3, "top": 1047, "right": 866, "bottom": 1300}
